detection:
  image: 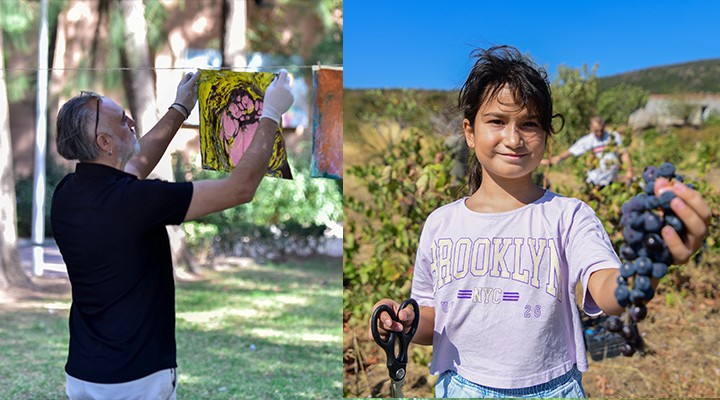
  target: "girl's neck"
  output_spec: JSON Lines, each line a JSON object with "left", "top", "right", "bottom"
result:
{"left": 465, "top": 173, "right": 545, "bottom": 213}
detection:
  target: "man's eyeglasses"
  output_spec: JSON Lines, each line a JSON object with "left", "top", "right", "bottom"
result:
{"left": 80, "top": 91, "right": 101, "bottom": 139}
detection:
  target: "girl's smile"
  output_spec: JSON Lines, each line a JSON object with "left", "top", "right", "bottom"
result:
{"left": 463, "top": 85, "right": 546, "bottom": 181}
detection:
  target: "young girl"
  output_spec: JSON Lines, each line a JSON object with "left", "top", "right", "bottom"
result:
{"left": 370, "top": 46, "right": 711, "bottom": 398}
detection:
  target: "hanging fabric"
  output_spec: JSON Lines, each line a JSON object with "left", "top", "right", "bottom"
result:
{"left": 198, "top": 70, "right": 292, "bottom": 179}
{"left": 310, "top": 66, "right": 343, "bottom": 179}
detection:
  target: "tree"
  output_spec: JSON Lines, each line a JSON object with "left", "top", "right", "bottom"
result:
{"left": 118, "top": 0, "right": 157, "bottom": 136}
{"left": 551, "top": 64, "right": 599, "bottom": 149}
{"left": 597, "top": 83, "right": 650, "bottom": 126}
{"left": 0, "top": 3, "right": 35, "bottom": 289}
{"left": 222, "top": 0, "right": 247, "bottom": 69}
{"left": 116, "top": 0, "right": 198, "bottom": 274}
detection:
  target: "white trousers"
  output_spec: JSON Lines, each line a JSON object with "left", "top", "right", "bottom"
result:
{"left": 66, "top": 368, "right": 177, "bottom": 400}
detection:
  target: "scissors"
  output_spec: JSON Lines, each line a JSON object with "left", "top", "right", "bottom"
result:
{"left": 371, "top": 298, "right": 419, "bottom": 398}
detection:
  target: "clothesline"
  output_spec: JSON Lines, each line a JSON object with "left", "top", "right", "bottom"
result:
{"left": 0, "top": 64, "right": 343, "bottom": 72}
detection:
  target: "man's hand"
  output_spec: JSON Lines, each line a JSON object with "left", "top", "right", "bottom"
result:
{"left": 261, "top": 69, "right": 294, "bottom": 124}
{"left": 174, "top": 71, "right": 200, "bottom": 115}
{"left": 624, "top": 170, "right": 633, "bottom": 181}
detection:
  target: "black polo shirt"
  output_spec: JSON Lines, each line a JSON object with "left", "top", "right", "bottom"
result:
{"left": 51, "top": 162, "right": 193, "bottom": 383}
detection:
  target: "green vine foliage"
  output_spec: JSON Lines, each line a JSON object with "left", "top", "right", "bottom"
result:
{"left": 345, "top": 130, "right": 720, "bottom": 326}
{"left": 343, "top": 129, "right": 465, "bottom": 325}
{"left": 344, "top": 86, "right": 720, "bottom": 328}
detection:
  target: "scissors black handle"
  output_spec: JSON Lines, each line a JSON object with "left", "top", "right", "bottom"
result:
{"left": 371, "top": 298, "right": 419, "bottom": 382}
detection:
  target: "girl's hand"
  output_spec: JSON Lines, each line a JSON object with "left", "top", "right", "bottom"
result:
{"left": 654, "top": 177, "right": 712, "bottom": 264}
{"left": 368, "top": 299, "right": 417, "bottom": 341}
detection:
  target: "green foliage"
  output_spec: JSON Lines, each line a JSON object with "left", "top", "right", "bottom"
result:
{"left": 551, "top": 181, "right": 639, "bottom": 250}
{"left": 0, "top": 1, "right": 36, "bottom": 36}
{"left": 15, "top": 156, "right": 68, "bottom": 238}
{"left": 597, "top": 83, "right": 650, "bottom": 125}
{"left": 632, "top": 126, "right": 720, "bottom": 174}
{"left": 179, "top": 152, "right": 342, "bottom": 259}
{"left": 309, "top": 0, "right": 343, "bottom": 65}
{"left": 704, "top": 114, "right": 720, "bottom": 127}
{"left": 547, "top": 123, "right": 720, "bottom": 258}
{"left": 357, "top": 89, "right": 428, "bottom": 130}
{"left": 633, "top": 128, "right": 685, "bottom": 169}
{"left": 551, "top": 64, "right": 599, "bottom": 148}
{"left": 550, "top": 160, "right": 720, "bottom": 260}
{"left": 143, "top": 0, "right": 168, "bottom": 52}
{"left": 182, "top": 221, "right": 219, "bottom": 260}
{"left": 598, "top": 59, "right": 720, "bottom": 94}
{"left": 344, "top": 89, "right": 720, "bottom": 330}
{"left": 5, "top": 71, "right": 33, "bottom": 103}
{"left": 247, "top": 0, "right": 342, "bottom": 65}
{"left": 344, "top": 89, "right": 457, "bottom": 148}
{"left": 343, "top": 130, "right": 464, "bottom": 324}
{"left": 0, "top": 0, "right": 38, "bottom": 102}
{"left": 0, "top": 257, "right": 341, "bottom": 399}
{"left": 106, "top": 1, "right": 126, "bottom": 90}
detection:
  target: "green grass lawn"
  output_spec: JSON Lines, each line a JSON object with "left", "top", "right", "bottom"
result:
{"left": 0, "top": 256, "right": 342, "bottom": 400}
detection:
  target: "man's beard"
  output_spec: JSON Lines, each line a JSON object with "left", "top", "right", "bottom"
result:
{"left": 120, "top": 136, "right": 140, "bottom": 165}
{"left": 133, "top": 136, "right": 140, "bottom": 155}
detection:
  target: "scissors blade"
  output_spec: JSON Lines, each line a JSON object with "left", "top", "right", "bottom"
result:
{"left": 390, "top": 378, "right": 405, "bottom": 398}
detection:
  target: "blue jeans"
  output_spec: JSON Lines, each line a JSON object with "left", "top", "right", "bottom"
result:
{"left": 435, "top": 366, "right": 586, "bottom": 398}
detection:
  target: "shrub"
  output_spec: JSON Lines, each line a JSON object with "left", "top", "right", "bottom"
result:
{"left": 343, "top": 129, "right": 465, "bottom": 324}
{"left": 178, "top": 151, "right": 342, "bottom": 261}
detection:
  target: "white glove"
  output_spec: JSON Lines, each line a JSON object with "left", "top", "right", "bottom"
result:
{"left": 173, "top": 71, "right": 200, "bottom": 115}
{"left": 261, "top": 69, "right": 294, "bottom": 124}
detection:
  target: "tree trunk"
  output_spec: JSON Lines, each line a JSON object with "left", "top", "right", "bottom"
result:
{"left": 118, "top": 0, "right": 157, "bottom": 136}
{"left": 118, "top": 0, "right": 198, "bottom": 274}
{"left": 222, "top": 0, "right": 247, "bottom": 68}
{"left": 50, "top": 0, "right": 107, "bottom": 173}
{"left": 0, "top": 30, "right": 34, "bottom": 289}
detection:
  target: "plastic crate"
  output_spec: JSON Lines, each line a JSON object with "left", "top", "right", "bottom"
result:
{"left": 580, "top": 312, "right": 626, "bottom": 361}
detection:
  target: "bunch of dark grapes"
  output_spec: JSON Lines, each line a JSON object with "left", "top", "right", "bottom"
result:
{"left": 604, "top": 162, "right": 690, "bottom": 357}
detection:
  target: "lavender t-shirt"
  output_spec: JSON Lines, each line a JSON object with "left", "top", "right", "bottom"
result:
{"left": 411, "top": 190, "right": 620, "bottom": 389}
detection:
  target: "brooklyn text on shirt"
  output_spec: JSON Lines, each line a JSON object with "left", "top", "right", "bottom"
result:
{"left": 430, "top": 236, "right": 563, "bottom": 301}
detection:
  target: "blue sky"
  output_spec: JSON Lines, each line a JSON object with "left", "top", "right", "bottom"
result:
{"left": 344, "top": 1, "right": 720, "bottom": 89}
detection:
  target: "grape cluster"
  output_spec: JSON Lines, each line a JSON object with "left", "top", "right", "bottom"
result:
{"left": 604, "top": 162, "right": 689, "bottom": 357}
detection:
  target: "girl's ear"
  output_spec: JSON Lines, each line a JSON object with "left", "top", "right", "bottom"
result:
{"left": 463, "top": 118, "right": 475, "bottom": 148}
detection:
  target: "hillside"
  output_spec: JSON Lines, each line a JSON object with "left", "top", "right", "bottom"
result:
{"left": 598, "top": 58, "right": 720, "bottom": 94}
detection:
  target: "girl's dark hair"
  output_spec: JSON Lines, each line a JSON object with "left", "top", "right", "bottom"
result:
{"left": 458, "top": 45, "right": 564, "bottom": 194}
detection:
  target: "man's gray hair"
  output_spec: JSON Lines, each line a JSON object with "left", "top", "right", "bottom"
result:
{"left": 590, "top": 116, "right": 605, "bottom": 126}
{"left": 56, "top": 93, "right": 101, "bottom": 161}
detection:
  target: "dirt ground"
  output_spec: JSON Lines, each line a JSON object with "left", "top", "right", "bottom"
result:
{"left": 343, "top": 263, "right": 720, "bottom": 398}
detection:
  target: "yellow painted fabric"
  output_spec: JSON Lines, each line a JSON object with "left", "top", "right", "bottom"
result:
{"left": 198, "top": 70, "right": 292, "bottom": 179}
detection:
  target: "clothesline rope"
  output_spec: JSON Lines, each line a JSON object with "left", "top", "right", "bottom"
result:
{"left": 1, "top": 64, "right": 343, "bottom": 72}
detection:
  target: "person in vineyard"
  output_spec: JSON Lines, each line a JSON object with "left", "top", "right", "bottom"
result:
{"left": 51, "top": 70, "right": 293, "bottom": 399}
{"left": 541, "top": 116, "right": 633, "bottom": 187}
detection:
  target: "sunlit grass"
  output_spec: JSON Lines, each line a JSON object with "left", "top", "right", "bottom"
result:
{"left": 0, "top": 256, "right": 342, "bottom": 400}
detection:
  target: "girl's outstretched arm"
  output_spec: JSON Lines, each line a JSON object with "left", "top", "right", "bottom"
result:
{"left": 587, "top": 269, "right": 624, "bottom": 316}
